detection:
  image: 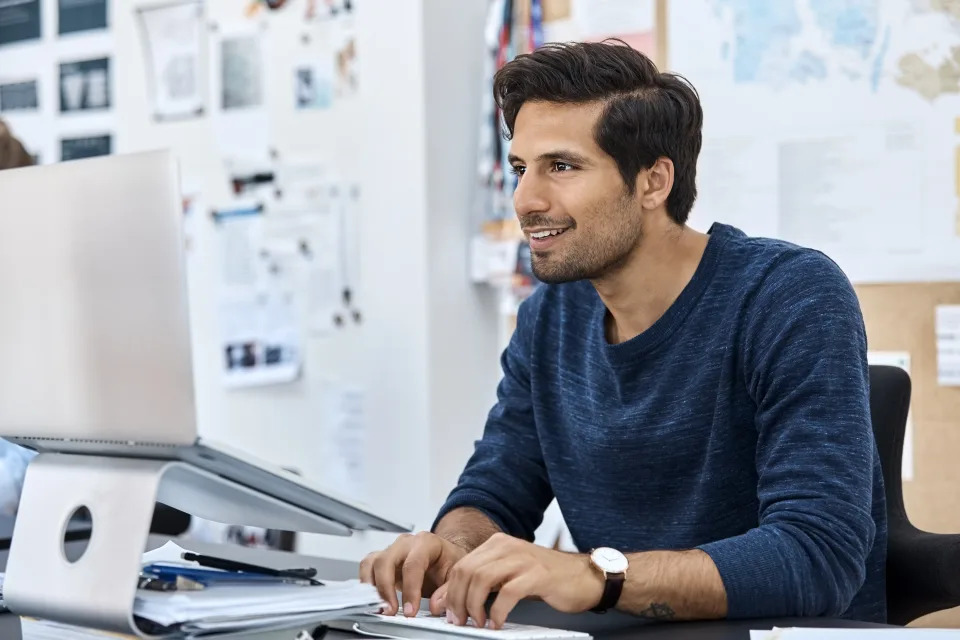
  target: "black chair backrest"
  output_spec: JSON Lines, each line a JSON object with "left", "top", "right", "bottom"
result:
{"left": 868, "top": 365, "right": 912, "bottom": 532}
{"left": 869, "top": 364, "right": 960, "bottom": 625}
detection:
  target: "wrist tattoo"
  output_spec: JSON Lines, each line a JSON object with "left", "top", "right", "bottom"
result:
{"left": 638, "top": 602, "right": 676, "bottom": 620}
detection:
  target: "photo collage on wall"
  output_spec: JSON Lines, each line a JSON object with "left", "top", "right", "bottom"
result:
{"left": 0, "top": 0, "right": 113, "bottom": 165}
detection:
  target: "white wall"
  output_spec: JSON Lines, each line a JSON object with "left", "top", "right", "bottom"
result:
{"left": 2, "top": 0, "right": 499, "bottom": 560}
{"left": 422, "top": 0, "right": 501, "bottom": 513}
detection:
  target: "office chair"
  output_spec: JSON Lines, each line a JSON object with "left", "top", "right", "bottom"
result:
{"left": 869, "top": 364, "right": 960, "bottom": 625}
{"left": 150, "top": 503, "right": 191, "bottom": 536}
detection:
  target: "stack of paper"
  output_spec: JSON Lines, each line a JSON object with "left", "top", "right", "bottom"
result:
{"left": 135, "top": 580, "right": 382, "bottom": 635}
{"left": 15, "top": 541, "right": 384, "bottom": 638}
{"left": 750, "top": 629, "right": 960, "bottom": 639}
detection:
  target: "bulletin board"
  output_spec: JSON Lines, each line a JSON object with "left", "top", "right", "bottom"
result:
{"left": 856, "top": 283, "right": 960, "bottom": 533}
{"left": 0, "top": 0, "right": 385, "bottom": 557}
{"left": 861, "top": 281, "right": 960, "bottom": 629}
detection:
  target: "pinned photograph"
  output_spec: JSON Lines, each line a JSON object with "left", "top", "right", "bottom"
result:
{"left": 59, "top": 0, "right": 108, "bottom": 35}
{"left": 335, "top": 35, "right": 358, "bottom": 98}
{"left": 221, "top": 35, "right": 263, "bottom": 110}
{"left": 59, "top": 57, "right": 111, "bottom": 112}
{"left": 0, "top": 80, "right": 39, "bottom": 112}
{"left": 294, "top": 63, "right": 332, "bottom": 109}
{"left": 60, "top": 134, "right": 111, "bottom": 162}
{"left": 0, "top": 0, "right": 40, "bottom": 47}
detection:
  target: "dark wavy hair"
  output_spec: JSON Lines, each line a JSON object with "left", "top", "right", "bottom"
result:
{"left": 493, "top": 40, "right": 703, "bottom": 224}
{"left": 0, "top": 119, "right": 33, "bottom": 170}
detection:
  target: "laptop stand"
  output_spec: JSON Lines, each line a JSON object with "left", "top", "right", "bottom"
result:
{"left": 3, "top": 452, "right": 343, "bottom": 638}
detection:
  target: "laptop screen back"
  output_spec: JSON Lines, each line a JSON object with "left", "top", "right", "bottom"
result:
{"left": 0, "top": 151, "right": 198, "bottom": 446}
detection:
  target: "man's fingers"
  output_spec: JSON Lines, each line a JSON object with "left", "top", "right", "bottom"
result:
{"left": 466, "top": 558, "right": 524, "bottom": 628}
{"left": 464, "top": 565, "right": 500, "bottom": 629}
{"left": 444, "top": 558, "right": 473, "bottom": 625}
{"left": 445, "top": 540, "right": 512, "bottom": 626}
{"left": 429, "top": 583, "right": 448, "bottom": 616}
{"left": 359, "top": 552, "right": 378, "bottom": 585}
{"left": 400, "top": 535, "right": 442, "bottom": 616}
{"left": 489, "top": 575, "right": 536, "bottom": 630}
{"left": 372, "top": 536, "right": 413, "bottom": 615}
{"left": 372, "top": 552, "right": 401, "bottom": 614}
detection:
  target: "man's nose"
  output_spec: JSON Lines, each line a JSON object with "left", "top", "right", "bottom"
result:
{"left": 513, "top": 173, "right": 550, "bottom": 219}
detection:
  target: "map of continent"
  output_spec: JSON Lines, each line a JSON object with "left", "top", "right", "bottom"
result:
{"left": 711, "top": 0, "right": 888, "bottom": 90}
{"left": 894, "top": 0, "right": 960, "bottom": 100}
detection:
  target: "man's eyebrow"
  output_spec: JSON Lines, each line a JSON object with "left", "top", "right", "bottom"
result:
{"left": 508, "top": 150, "right": 592, "bottom": 166}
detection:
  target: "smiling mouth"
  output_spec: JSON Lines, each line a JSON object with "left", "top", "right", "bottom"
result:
{"left": 528, "top": 228, "right": 569, "bottom": 239}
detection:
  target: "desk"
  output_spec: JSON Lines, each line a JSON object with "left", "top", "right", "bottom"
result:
{"left": 0, "top": 539, "right": 894, "bottom": 639}
{"left": 0, "top": 612, "right": 894, "bottom": 639}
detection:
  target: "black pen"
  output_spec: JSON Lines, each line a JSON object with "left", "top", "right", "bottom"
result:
{"left": 181, "top": 552, "right": 323, "bottom": 585}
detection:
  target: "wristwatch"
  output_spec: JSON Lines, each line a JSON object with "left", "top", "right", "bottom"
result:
{"left": 588, "top": 547, "right": 628, "bottom": 613}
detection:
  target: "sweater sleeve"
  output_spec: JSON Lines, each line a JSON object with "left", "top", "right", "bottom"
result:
{"left": 432, "top": 291, "right": 554, "bottom": 541}
{"left": 697, "top": 250, "right": 878, "bottom": 619}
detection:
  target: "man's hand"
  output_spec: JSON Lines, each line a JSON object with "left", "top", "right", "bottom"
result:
{"left": 359, "top": 532, "right": 469, "bottom": 617}
{"left": 438, "top": 533, "right": 604, "bottom": 629}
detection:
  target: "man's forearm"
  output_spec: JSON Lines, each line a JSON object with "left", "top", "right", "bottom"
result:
{"left": 617, "top": 550, "right": 727, "bottom": 620}
{"left": 433, "top": 507, "right": 503, "bottom": 553}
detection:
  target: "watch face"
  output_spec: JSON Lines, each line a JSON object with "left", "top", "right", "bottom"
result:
{"left": 591, "top": 547, "right": 628, "bottom": 574}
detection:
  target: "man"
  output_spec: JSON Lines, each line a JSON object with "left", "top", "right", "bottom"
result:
{"left": 360, "top": 41, "right": 886, "bottom": 628}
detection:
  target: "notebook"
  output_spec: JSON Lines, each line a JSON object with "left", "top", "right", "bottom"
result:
{"left": 343, "top": 611, "right": 592, "bottom": 640}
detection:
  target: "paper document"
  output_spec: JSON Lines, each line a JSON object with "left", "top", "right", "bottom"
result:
{"left": 751, "top": 629, "right": 960, "bottom": 639}
{"left": 571, "top": 0, "right": 656, "bottom": 53}
{"left": 867, "top": 351, "right": 915, "bottom": 480}
{"left": 324, "top": 384, "right": 366, "bottom": 500}
{"left": 215, "top": 207, "right": 302, "bottom": 389}
{"left": 688, "top": 136, "right": 779, "bottom": 238}
{"left": 20, "top": 541, "right": 383, "bottom": 638}
{"left": 572, "top": 0, "right": 653, "bottom": 36}
{"left": 211, "top": 24, "right": 272, "bottom": 167}
{"left": 259, "top": 201, "right": 344, "bottom": 335}
{"left": 936, "top": 305, "right": 960, "bottom": 386}
{"left": 135, "top": 582, "right": 381, "bottom": 627}
{"left": 777, "top": 124, "right": 927, "bottom": 282}
{"left": 136, "top": 1, "right": 205, "bottom": 121}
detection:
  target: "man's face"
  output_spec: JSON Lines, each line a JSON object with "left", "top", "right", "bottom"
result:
{"left": 508, "top": 101, "right": 644, "bottom": 284}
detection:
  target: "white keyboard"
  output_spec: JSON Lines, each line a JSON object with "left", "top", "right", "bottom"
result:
{"left": 349, "top": 611, "right": 592, "bottom": 640}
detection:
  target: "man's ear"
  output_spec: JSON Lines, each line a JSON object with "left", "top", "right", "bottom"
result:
{"left": 639, "top": 157, "right": 674, "bottom": 211}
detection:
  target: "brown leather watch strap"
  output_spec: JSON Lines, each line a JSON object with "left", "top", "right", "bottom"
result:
{"left": 590, "top": 572, "right": 625, "bottom": 613}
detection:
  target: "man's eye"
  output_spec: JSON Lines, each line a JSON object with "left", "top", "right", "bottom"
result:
{"left": 510, "top": 165, "right": 526, "bottom": 176}
{"left": 553, "top": 162, "right": 574, "bottom": 172}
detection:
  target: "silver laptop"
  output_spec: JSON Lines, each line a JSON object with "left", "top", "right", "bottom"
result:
{"left": 0, "top": 150, "right": 409, "bottom": 536}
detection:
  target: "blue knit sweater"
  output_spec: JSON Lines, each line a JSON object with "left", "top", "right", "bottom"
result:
{"left": 436, "top": 223, "right": 886, "bottom": 622}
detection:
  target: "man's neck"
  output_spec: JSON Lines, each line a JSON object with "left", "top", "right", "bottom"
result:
{"left": 593, "top": 220, "right": 709, "bottom": 345}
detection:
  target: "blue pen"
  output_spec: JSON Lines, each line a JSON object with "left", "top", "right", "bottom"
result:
{"left": 142, "top": 563, "right": 316, "bottom": 587}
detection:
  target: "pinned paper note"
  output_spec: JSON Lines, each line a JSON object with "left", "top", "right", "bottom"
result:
{"left": 137, "top": 1, "right": 205, "bottom": 121}
{"left": 210, "top": 23, "right": 272, "bottom": 168}
{"left": 936, "top": 305, "right": 960, "bottom": 387}
{"left": 215, "top": 206, "right": 302, "bottom": 389}
{"left": 324, "top": 384, "right": 366, "bottom": 500}
{"left": 867, "top": 351, "right": 914, "bottom": 481}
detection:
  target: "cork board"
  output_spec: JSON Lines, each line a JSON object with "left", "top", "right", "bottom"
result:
{"left": 855, "top": 282, "right": 960, "bottom": 627}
